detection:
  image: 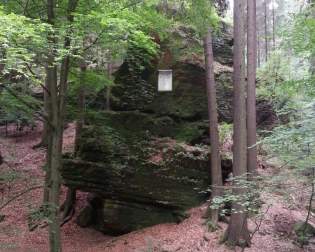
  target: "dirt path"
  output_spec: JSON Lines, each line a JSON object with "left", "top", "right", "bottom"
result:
{"left": 0, "top": 123, "right": 314, "bottom": 252}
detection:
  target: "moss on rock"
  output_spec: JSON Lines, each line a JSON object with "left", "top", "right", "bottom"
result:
{"left": 61, "top": 112, "right": 232, "bottom": 235}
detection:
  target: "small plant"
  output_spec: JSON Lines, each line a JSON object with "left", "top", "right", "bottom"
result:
{"left": 0, "top": 170, "right": 20, "bottom": 184}
{"left": 210, "top": 175, "right": 263, "bottom": 218}
{"left": 27, "top": 203, "right": 54, "bottom": 231}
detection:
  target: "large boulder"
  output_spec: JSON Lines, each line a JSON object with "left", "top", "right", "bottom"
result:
{"left": 61, "top": 112, "right": 232, "bottom": 235}
{"left": 61, "top": 22, "right": 277, "bottom": 236}
{"left": 109, "top": 24, "right": 234, "bottom": 124}
{"left": 145, "top": 62, "right": 233, "bottom": 123}
{"left": 106, "top": 24, "right": 274, "bottom": 129}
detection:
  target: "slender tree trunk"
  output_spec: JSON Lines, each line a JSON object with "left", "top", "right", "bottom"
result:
{"left": 247, "top": 0, "right": 257, "bottom": 176}
{"left": 257, "top": 31, "right": 261, "bottom": 68}
{"left": 46, "top": 1, "right": 78, "bottom": 251}
{"left": 43, "top": 69, "right": 56, "bottom": 204}
{"left": 264, "top": 0, "right": 268, "bottom": 62}
{"left": 46, "top": 45, "right": 62, "bottom": 252}
{"left": 203, "top": 28, "right": 222, "bottom": 228}
{"left": 310, "top": 0, "right": 315, "bottom": 75}
{"left": 223, "top": 0, "right": 250, "bottom": 246}
{"left": 41, "top": 86, "right": 50, "bottom": 147}
{"left": 48, "top": 108, "right": 63, "bottom": 252}
{"left": 44, "top": 0, "right": 56, "bottom": 206}
{"left": 46, "top": 1, "right": 61, "bottom": 250}
{"left": 272, "top": 6, "right": 275, "bottom": 50}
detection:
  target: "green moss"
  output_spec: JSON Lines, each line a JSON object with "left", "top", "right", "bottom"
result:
{"left": 174, "top": 122, "right": 207, "bottom": 142}
{"left": 78, "top": 124, "right": 127, "bottom": 163}
{"left": 294, "top": 221, "right": 315, "bottom": 246}
{"left": 146, "top": 67, "right": 208, "bottom": 120}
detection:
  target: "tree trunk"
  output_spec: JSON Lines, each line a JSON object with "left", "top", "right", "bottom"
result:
{"left": 45, "top": 0, "right": 78, "bottom": 251}
{"left": 257, "top": 31, "right": 261, "bottom": 68}
{"left": 48, "top": 114, "right": 63, "bottom": 252}
{"left": 223, "top": 0, "right": 250, "bottom": 246}
{"left": 45, "top": 46, "right": 62, "bottom": 252}
{"left": 247, "top": 0, "right": 257, "bottom": 176}
{"left": 43, "top": 67, "right": 56, "bottom": 204}
{"left": 264, "top": 0, "right": 268, "bottom": 62}
{"left": 203, "top": 28, "right": 222, "bottom": 228}
{"left": 310, "top": 0, "right": 315, "bottom": 75}
{"left": 272, "top": 6, "right": 275, "bottom": 50}
{"left": 46, "top": 1, "right": 61, "bottom": 250}
{"left": 43, "top": 0, "right": 56, "bottom": 206}
{"left": 41, "top": 85, "right": 50, "bottom": 147}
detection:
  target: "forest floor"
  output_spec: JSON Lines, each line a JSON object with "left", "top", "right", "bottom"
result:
{"left": 0, "top": 122, "right": 315, "bottom": 252}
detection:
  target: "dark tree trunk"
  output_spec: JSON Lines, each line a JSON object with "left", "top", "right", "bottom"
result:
{"left": 264, "top": 0, "right": 268, "bottom": 62}
{"left": 310, "top": 0, "right": 315, "bottom": 75}
{"left": 223, "top": 0, "right": 250, "bottom": 246}
{"left": 41, "top": 85, "right": 50, "bottom": 147}
{"left": 43, "top": 66, "right": 56, "bottom": 204}
{"left": 203, "top": 28, "right": 222, "bottom": 228}
{"left": 45, "top": 0, "right": 78, "bottom": 251}
{"left": 257, "top": 31, "right": 261, "bottom": 68}
{"left": 247, "top": 0, "right": 257, "bottom": 176}
{"left": 272, "top": 6, "right": 275, "bottom": 50}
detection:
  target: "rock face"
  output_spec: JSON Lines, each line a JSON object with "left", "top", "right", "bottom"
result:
{"left": 61, "top": 112, "right": 232, "bottom": 235}
{"left": 107, "top": 24, "right": 274, "bottom": 129}
{"left": 110, "top": 24, "right": 234, "bottom": 124}
{"left": 61, "top": 22, "right": 275, "bottom": 235}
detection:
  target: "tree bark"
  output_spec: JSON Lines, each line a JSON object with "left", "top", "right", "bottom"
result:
{"left": 46, "top": 1, "right": 61, "bottom": 250}
{"left": 310, "top": 0, "right": 315, "bottom": 75}
{"left": 41, "top": 83, "right": 50, "bottom": 147}
{"left": 247, "top": 0, "right": 257, "bottom": 176}
{"left": 272, "top": 6, "right": 275, "bottom": 50}
{"left": 264, "top": 0, "right": 268, "bottom": 62}
{"left": 43, "top": 66, "right": 56, "bottom": 204}
{"left": 257, "top": 31, "right": 261, "bottom": 68}
{"left": 203, "top": 28, "right": 222, "bottom": 228}
{"left": 45, "top": 0, "right": 79, "bottom": 251}
{"left": 223, "top": 0, "right": 250, "bottom": 246}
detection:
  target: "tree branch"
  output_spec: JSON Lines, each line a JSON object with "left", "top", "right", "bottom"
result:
{"left": 25, "top": 63, "right": 50, "bottom": 95}
{"left": 83, "top": 0, "right": 145, "bottom": 52}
